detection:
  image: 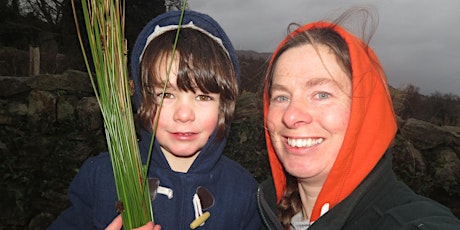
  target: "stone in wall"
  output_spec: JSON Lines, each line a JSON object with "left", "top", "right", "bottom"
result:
{"left": 77, "top": 96, "right": 102, "bottom": 131}
{"left": 28, "top": 90, "right": 57, "bottom": 133}
{"left": 400, "top": 118, "right": 455, "bottom": 150}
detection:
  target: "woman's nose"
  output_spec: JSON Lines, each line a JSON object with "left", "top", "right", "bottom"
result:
{"left": 173, "top": 100, "right": 195, "bottom": 122}
{"left": 282, "top": 100, "right": 312, "bottom": 128}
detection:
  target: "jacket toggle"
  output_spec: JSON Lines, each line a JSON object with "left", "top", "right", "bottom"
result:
{"left": 148, "top": 178, "right": 174, "bottom": 200}
{"left": 190, "top": 186, "right": 214, "bottom": 229}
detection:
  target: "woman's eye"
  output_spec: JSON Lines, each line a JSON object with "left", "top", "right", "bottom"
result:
{"left": 316, "top": 92, "right": 330, "bottom": 99}
{"left": 196, "top": 95, "right": 213, "bottom": 101}
{"left": 271, "top": 95, "right": 289, "bottom": 103}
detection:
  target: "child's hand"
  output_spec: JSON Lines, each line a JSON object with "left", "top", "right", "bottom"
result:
{"left": 105, "top": 215, "right": 161, "bottom": 230}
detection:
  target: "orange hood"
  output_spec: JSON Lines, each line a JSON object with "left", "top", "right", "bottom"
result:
{"left": 263, "top": 22, "right": 397, "bottom": 222}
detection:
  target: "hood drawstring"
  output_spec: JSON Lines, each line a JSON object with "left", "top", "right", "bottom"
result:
{"left": 320, "top": 203, "right": 330, "bottom": 217}
{"left": 308, "top": 203, "right": 330, "bottom": 226}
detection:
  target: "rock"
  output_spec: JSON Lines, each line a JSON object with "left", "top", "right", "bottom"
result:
{"left": 400, "top": 118, "right": 452, "bottom": 150}
{"left": 76, "top": 96, "right": 102, "bottom": 131}
{"left": 0, "top": 140, "right": 8, "bottom": 154}
{"left": 443, "top": 125, "right": 460, "bottom": 146}
{"left": 27, "top": 90, "right": 57, "bottom": 133}
{"left": 28, "top": 212, "right": 54, "bottom": 230}
{"left": 391, "top": 135, "right": 428, "bottom": 193}
{"left": 7, "top": 101, "right": 28, "bottom": 116}
{"left": 395, "top": 115, "right": 405, "bottom": 129}
{"left": 0, "top": 114, "right": 13, "bottom": 125}
{"left": 27, "top": 70, "right": 93, "bottom": 93}
{"left": 61, "top": 70, "right": 94, "bottom": 93}
{"left": 57, "top": 95, "right": 78, "bottom": 122}
{"left": 0, "top": 76, "right": 31, "bottom": 97}
{"left": 432, "top": 148, "right": 460, "bottom": 192}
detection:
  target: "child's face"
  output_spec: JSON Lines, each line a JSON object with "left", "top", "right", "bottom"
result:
{"left": 152, "top": 56, "right": 220, "bottom": 166}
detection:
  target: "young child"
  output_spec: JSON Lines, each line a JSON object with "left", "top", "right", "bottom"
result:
{"left": 48, "top": 10, "right": 260, "bottom": 229}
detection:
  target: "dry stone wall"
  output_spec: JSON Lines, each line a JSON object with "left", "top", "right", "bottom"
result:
{"left": 0, "top": 70, "right": 459, "bottom": 228}
{"left": 0, "top": 70, "right": 107, "bottom": 229}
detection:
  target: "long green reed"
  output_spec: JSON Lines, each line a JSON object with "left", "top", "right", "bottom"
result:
{"left": 71, "top": 0, "right": 152, "bottom": 228}
{"left": 71, "top": 0, "right": 188, "bottom": 228}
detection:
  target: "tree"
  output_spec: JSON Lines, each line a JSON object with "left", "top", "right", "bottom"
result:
{"left": 57, "top": 0, "right": 167, "bottom": 72}
{"left": 0, "top": 0, "right": 47, "bottom": 48}
{"left": 20, "top": 0, "right": 65, "bottom": 26}
{"left": 428, "top": 92, "right": 460, "bottom": 126}
{"left": 165, "top": 0, "right": 188, "bottom": 11}
{"left": 399, "top": 84, "right": 423, "bottom": 120}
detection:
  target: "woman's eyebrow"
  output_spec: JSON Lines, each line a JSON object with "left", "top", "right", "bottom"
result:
{"left": 269, "top": 83, "right": 289, "bottom": 92}
{"left": 305, "top": 78, "right": 335, "bottom": 88}
{"left": 270, "top": 78, "right": 337, "bottom": 92}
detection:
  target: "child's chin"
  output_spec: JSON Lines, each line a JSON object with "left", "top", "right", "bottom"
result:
{"left": 172, "top": 150, "right": 200, "bottom": 158}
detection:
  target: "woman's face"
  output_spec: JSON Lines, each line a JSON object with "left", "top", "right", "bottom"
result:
{"left": 267, "top": 44, "right": 352, "bottom": 184}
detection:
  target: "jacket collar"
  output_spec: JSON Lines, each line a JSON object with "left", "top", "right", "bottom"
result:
{"left": 138, "top": 127, "right": 228, "bottom": 174}
{"left": 258, "top": 151, "right": 395, "bottom": 229}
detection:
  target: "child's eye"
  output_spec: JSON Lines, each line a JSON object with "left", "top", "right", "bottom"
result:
{"left": 157, "top": 92, "right": 174, "bottom": 99}
{"left": 196, "top": 95, "right": 213, "bottom": 101}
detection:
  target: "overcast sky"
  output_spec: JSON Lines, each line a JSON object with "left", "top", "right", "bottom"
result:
{"left": 187, "top": 0, "right": 460, "bottom": 96}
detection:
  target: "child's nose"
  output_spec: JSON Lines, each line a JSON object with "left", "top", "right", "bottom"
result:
{"left": 173, "top": 100, "right": 195, "bottom": 122}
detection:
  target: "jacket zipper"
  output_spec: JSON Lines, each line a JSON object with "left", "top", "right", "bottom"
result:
{"left": 257, "top": 187, "right": 283, "bottom": 230}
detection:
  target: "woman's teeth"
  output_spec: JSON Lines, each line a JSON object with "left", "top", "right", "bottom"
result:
{"left": 288, "top": 138, "right": 324, "bottom": 147}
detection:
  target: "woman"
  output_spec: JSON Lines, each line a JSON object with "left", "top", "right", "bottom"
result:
{"left": 258, "top": 8, "right": 460, "bottom": 230}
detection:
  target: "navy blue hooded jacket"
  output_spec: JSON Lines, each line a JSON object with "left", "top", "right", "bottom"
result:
{"left": 48, "top": 10, "right": 260, "bottom": 229}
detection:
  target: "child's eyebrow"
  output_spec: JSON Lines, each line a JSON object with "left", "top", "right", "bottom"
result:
{"left": 153, "top": 81, "right": 173, "bottom": 89}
